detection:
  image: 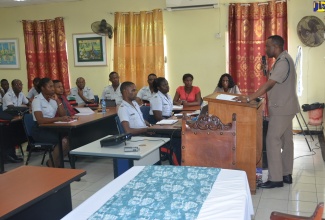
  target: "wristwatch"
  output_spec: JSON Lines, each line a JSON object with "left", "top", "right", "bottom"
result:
{"left": 246, "top": 97, "right": 250, "bottom": 103}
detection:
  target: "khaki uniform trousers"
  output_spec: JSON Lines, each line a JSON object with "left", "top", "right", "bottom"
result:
{"left": 266, "top": 114, "right": 295, "bottom": 181}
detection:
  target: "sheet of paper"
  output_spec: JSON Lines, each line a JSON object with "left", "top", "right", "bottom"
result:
{"left": 172, "top": 105, "right": 183, "bottom": 110}
{"left": 187, "top": 110, "right": 200, "bottom": 116}
{"left": 54, "top": 119, "right": 77, "bottom": 124}
{"left": 74, "top": 107, "right": 94, "bottom": 115}
{"left": 216, "top": 94, "right": 238, "bottom": 102}
{"left": 75, "top": 113, "right": 95, "bottom": 116}
{"left": 156, "top": 119, "right": 178, "bottom": 125}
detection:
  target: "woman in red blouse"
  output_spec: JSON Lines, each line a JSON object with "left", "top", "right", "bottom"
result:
{"left": 173, "top": 73, "right": 202, "bottom": 106}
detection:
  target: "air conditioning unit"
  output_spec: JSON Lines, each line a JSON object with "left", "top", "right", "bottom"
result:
{"left": 166, "top": 0, "right": 219, "bottom": 11}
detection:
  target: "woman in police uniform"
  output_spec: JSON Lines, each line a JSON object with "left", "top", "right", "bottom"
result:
{"left": 149, "top": 77, "right": 173, "bottom": 123}
{"left": 32, "top": 78, "right": 71, "bottom": 167}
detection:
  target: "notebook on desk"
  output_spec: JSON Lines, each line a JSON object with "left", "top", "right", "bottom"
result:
{"left": 74, "top": 107, "right": 94, "bottom": 116}
{"left": 156, "top": 119, "right": 178, "bottom": 125}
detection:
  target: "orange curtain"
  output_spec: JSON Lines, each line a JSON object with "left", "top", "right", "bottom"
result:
{"left": 22, "top": 17, "right": 70, "bottom": 94}
{"left": 228, "top": 1, "right": 287, "bottom": 95}
{"left": 114, "top": 9, "right": 165, "bottom": 89}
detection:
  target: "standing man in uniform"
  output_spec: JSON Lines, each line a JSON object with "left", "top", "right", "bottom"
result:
{"left": 101, "top": 71, "right": 123, "bottom": 105}
{"left": 234, "top": 35, "right": 300, "bottom": 188}
{"left": 68, "top": 77, "right": 95, "bottom": 105}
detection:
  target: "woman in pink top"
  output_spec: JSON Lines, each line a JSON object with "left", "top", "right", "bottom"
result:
{"left": 173, "top": 73, "right": 201, "bottom": 106}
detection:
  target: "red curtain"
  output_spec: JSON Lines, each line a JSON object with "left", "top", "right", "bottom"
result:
{"left": 228, "top": 1, "right": 287, "bottom": 95}
{"left": 22, "top": 17, "right": 70, "bottom": 94}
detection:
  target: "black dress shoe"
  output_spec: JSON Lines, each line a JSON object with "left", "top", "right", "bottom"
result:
{"left": 260, "top": 180, "right": 283, "bottom": 188}
{"left": 283, "top": 174, "right": 292, "bottom": 184}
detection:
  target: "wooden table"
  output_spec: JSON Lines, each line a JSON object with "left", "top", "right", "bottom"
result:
{"left": 0, "top": 166, "right": 86, "bottom": 220}
{"left": 173, "top": 105, "right": 200, "bottom": 113}
{"left": 148, "top": 119, "right": 182, "bottom": 134}
{"left": 70, "top": 136, "right": 170, "bottom": 178}
{"left": 40, "top": 107, "right": 118, "bottom": 168}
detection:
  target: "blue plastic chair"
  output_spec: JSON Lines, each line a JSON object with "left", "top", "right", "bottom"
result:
{"left": 140, "top": 105, "right": 156, "bottom": 124}
{"left": 23, "top": 113, "right": 55, "bottom": 165}
{"left": 115, "top": 116, "right": 125, "bottom": 134}
{"left": 94, "top": 95, "right": 99, "bottom": 104}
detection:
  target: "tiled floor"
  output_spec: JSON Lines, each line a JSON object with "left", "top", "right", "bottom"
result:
{"left": 4, "top": 133, "right": 325, "bottom": 219}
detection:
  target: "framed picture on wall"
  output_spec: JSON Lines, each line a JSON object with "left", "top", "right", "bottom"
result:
{"left": 73, "top": 33, "right": 107, "bottom": 67}
{"left": 0, "top": 39, "right": 20, "bottom": 69}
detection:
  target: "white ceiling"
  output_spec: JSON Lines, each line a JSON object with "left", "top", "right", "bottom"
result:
{"left": 0, "top": 0, "right": 81, "bottom": 8}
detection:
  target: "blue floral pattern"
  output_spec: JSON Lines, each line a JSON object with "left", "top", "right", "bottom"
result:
{"left": 88, "top": 166, "right": 220, "bottom": 220}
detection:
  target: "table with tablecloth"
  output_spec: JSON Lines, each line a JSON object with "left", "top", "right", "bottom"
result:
{"left": 63, "top": 166, "right": 254, "bottom": 220}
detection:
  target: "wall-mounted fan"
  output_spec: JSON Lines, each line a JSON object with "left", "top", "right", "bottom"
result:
{"left": 91, "top": 19, "right": 113, "bottom": 39}
{"left": 297, "top": 16, "right": 325, "bottom": 47}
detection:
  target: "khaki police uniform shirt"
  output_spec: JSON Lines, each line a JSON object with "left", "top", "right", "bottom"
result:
{"left": 101, "top": 84, "right": 122, "bottom": 105}
{"left": 118, "top": 100, "right": 147, "bottom": 128}
{"left": 268, "top": 51, "right": 300, "bottom": 116}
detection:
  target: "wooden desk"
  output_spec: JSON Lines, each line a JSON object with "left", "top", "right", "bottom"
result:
{"left": 62, "top": 166, "right": 254, "bottom": 220}
{"left": 147, "top": 119, "right": 182, "bottom": 134}
{"left": 173, "top": 105, "right": 200, "bottom": 113}
{"left": 0, "top": 166, "right": 86, "bottom": 220}
{"left": 70, "top": 136, "right": 170, "bottom": 178}
{"left": 40, "top": 108, "right": 118, "bottom": 167}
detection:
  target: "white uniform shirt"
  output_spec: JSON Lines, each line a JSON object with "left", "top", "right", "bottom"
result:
{"left": 68, "top": 87, "right": 95, "bottom": 104}
{"left": 2, "top": 88, "right": 29, "bottom": 111}
{"left": 32, "top": 93, "right": 58, "bottom": 121}
{"left": 101, "top": 84, "right": 122, "bottom": 105}
{"left": 136, "top": 86, "right": 155, "bottom": 102}
{"left": 27, "top": 87, "right": 39, "bottom": 99}
{"left": 118, "top": 100, "right": 147, "bottom": 129}
{"left": 150, "top": 91, "right": 173, "bottom": 117}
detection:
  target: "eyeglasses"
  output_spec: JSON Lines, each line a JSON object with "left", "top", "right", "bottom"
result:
{"left": 15, "top": 83, "right": 23, "bottom": 86}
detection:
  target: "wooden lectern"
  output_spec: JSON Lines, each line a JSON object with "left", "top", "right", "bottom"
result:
{"left": 203, "top": 92, "right": 264, "bottom": 194}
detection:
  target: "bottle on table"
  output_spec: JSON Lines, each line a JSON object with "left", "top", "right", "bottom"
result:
{"left": 101, "top": 99, "right": 106, "bottom": 113}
